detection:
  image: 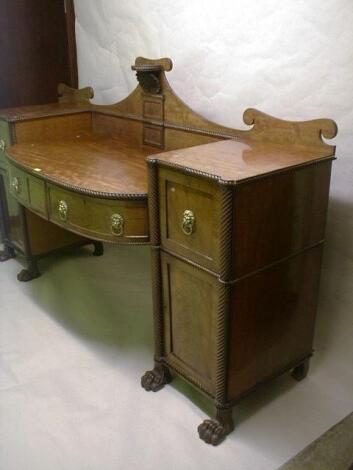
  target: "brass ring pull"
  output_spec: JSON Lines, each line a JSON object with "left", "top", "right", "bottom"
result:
{"left": 11, "top": 176, "right": 21, "bottom": 194}
{"left": 0, "top": 139, "right": 5, "bottom": 152}
{"left": 58, "top": 200, "right": 68, "bottom": 221}
{"left": 182, "top": 209, "right": 195, "bottom": 235}
{"left": 111, "top": 213, "right": 124, "bottom": 236}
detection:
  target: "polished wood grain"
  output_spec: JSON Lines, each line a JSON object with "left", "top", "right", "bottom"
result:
{"left": 7, "top": 135, "right": 162, "bottom": 196}
{"left": 26, "top": 208, "right": 86, "bottom": 257}
{"left": 48, "top": 185, "right": 149, "bottom": 243}
{"left": 233, "top": 160, "right": 333, "bottom": 277}
{"left": 227, "top": 245, "right": 323, "bottom": 401}
{"left": 158, "top": 167, "right": 220, "bottom": 271}
{"left": 0, "top": 103, "right": 89, "bottom": 122}
{"left": 92, "top": 113, "right": 144, "bottom": 147}
{"left": 161, "top": 252, "right": 218, "bottom": 395}
{"left": 150, "top": 139, "right": 334, "bottom": 184}
{"left": 14, "top": 113, "right": 92, "bottom": 144}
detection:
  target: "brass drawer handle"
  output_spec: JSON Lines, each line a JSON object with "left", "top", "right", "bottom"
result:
{"left": 0, "top": 139, "right": 5, "bottom": 152}
{"left": 111, "top": 213, "right": 124, "bottom": 236}
{"left": 11, "top": 176, "right": 21, "bottom": 194}
{"left": 58, "top": 200, "right": 68, "bottom": 221}
{"left": 182, "top": 209, "right": 195, "bottom": 235}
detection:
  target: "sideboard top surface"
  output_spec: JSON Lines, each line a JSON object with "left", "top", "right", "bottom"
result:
{"left": 6, "top": 134, "right": 163, "bottom": 198}
{"left": 149, "top": 139, "right": 335, "bottom": 184}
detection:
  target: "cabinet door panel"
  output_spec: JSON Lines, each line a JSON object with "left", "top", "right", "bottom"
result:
{"left": 161, "top": 252, "right": 218, "bottom": 395}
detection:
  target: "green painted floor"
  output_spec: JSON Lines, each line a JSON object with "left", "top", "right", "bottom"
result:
{"left": 278, "top": 413, "right": 353, "bottom": 470}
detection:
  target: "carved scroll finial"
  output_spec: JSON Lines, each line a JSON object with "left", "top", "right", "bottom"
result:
{"left": 132, "top": 57, "right": 173, "bottom": 95}
{"left": 134, "top": 57, "right": 173, "bottom": 72}
{"left": 57, "top": 83, "right": 94, "bottom": 104}
{"left": 243, "top": 108, "right": 337, "bottom": 152}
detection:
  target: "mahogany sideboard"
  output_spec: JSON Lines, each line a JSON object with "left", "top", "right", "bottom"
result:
{"left": 0, "top": 57, "right": 337, "bottom": 445}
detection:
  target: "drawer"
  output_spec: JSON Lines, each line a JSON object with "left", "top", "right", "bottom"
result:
{"left": 8, "top": 165, "right": 29, "bottom": 206}
{"left": 8, "top": 164, "right": 47, "bottom": 217}
{"left": 27, "top": 174, "right": 47, "bottom": 216}
{"left": 48, "top": 185, "right": 149, "bottom": 243}
{"left": 159, "top": 167, "right": 220, "bottom": 271}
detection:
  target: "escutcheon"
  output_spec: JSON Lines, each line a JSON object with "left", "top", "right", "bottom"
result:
{"left": 58, "top": 200, "right": 68, "bottom": 221}
{"left": 11, "top": 176, "right": 21, "bottom": 194}
{"left": 182, "top": 209, "right": 195, "bottom": 235}
{"left": 111, "top": 213, "right": 124, "bottom": 236}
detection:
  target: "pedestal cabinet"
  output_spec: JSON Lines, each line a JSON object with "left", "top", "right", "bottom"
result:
{"left": 141, "top": 139, "right": 334, "bottom": 445}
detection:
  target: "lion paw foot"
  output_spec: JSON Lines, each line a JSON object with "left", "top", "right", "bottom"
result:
{"left": 141, "top": 366, "right": 171, "bottom": 392}
{"left": 198, "top": 419, "right": 230, "bottom": 446}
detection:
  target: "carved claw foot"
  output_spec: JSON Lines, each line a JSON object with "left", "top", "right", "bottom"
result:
{"left": 0, "top": 246, "right": 15, "bottom": 262}
{"left": 198, "top": 419, "right": 230, "bottom": 446}
{"left": 198, "top": 407, "right": 234, "bottom": 446}
{"left": 291, "top": 358, "right": 310, "bottom": 381}
{"left": 141, "top": 365, "right": 171, "bottom": 392}
{"left": 92, "top": 241, "right": 104, "bottom": 257}
{"left": 17, "top": 262, "right": 40, "bottom": 282}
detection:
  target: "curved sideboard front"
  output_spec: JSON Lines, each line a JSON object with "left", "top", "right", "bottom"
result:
{"left": 7, "top": 161, "right": 149, "bottom": 244}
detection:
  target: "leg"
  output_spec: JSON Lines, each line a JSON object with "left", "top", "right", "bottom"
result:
{"left": 198, "top": 406, "right": 234, "bottom": 446}
{"left": 0, "top": 243, "right": 16, "bottom": 262}
{"left": 141, "top": 362, "right": 171, "bottom": 392}
{"left": 291, "top": 358, "right": 310, "bottom": 381}
{"left": 92, "top": 241, "right": 104, "bottom": 257}
{"left": 17, "top": 258, "right": 41, "bottom": 282}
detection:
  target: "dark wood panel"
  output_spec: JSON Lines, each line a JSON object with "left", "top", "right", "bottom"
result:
{"left": 26, "top": 208, "right": 85, "bottom": 256}
{"left": 0, "top": 0, "right": 74, "bottom": 107}
{"left": 227, "top": 245, "right": 323, "bottom": 402}
{"left": 233, "top": 161, "right": 332, "bottom": 277}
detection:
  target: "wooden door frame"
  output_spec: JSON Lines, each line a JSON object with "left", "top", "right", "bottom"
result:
{"left": 65, "top": 0, "right": 78, "bottom": 88}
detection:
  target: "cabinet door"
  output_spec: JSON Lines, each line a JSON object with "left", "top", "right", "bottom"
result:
{"left": 161, "top": 252, "right": 219, "bottom": 396}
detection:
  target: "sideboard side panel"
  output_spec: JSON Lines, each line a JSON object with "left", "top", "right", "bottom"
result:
{"left": 233, "top": 161, "right": 332, "bottom": 278}
{"left": 227, "top": 245, "right": 323, "bottom": 401}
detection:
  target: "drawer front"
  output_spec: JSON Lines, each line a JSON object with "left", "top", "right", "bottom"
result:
{"left": 159, "top": 168, "right": 220, "bottom": 271}
{"left": 161, "top": 252, "right": 218, "bottom": 396}
{"left": 27, "top": 174, "right": 47, "bottom": 216}
{"left": 8, "top": 164, "right": 47, "bottom": 217}
{"left": 8, "top": 165, "right": 29, "bottom": 206}
{"left": 48, "top": 185, "right": 149, "bottom": 243}
{"left": 0, "top": 120, "right": 11, "bottom": 169}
